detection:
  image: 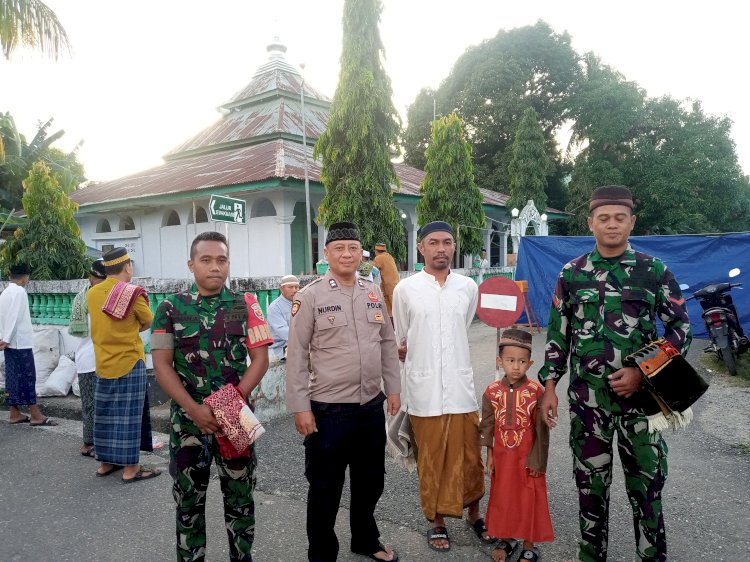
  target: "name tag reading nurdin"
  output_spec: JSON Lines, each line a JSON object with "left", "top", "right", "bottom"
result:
{"left": 480, "top": 293, "right": 518, "bottom": 311}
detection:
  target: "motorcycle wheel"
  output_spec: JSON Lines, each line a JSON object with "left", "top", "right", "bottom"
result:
{"left": 719, "top": 335, "right": 738, "bottom": 376}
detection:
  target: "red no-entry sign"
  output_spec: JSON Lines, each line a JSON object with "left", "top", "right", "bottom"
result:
{"left": 476, "top": 276, "right": 524, "bottom": 328}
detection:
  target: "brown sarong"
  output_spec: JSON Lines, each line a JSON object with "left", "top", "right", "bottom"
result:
{"left": 409, "top": 412, "right": 485, "bottom": 520}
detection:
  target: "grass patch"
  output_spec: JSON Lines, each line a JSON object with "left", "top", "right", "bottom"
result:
{"left": 731, "top": 442, "right": 750, "bottom": 454}
{"left": 698, "top": 349, "right": 750, "bottom": 386}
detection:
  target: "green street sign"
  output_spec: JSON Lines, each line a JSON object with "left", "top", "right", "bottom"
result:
{"left": 209, "top": 194, "right": 246, "bottom": 224}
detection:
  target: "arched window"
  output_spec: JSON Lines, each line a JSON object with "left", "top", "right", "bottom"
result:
{"left": 163, "top": 210, "right": 181, "bottom": 227}
{"left": 119, "top": 216, "right": 135, "bottom": 230}
{"left": 250, "top": 198, "right": 276, "bottom": 218}
{"left": 96, "top": 219, "right": 111, "bottom": 233}
{"left": 187, "top": 206, "right": 209, "bottom": 224}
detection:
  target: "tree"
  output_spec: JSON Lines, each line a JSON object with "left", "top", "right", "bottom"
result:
{"left": 506, "top": 107, "right": 551, "bottom": 214}
{"left": 314, "top": 0, "right": 405, "bottom": 261}
{"left": 416, "top": 113, "right": 486, "bottom": 257}
{"left": 0, "top": 0, "right": 71, "bottom": 59}
{"left": 0, "top": 112, "right": 83, "bottom": 210}
{"left": 0, "top": 161, "right": 88, "bottom": 279}
{"left": 403, "top": 21, "right": 580, "bottom": 192}
{"left": 403, "top": 88, "right": 437, "bottom": 170}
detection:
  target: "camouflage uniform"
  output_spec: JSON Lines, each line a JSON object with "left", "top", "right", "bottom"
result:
{"left": 539, "top": 245, "right": 692, "bottom": 562}
{"left": 151, "top": 285, "right": 272, "bottom": 562}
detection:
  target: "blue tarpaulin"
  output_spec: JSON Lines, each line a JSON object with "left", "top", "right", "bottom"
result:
{"left": 514, "top": 233, "right": 750, "bottom": 339}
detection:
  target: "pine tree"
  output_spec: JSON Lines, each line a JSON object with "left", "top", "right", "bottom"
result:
{"left": 417, "top": 113, "right": 486, "bottom": 256}
{"left": 0, "top": 161, "right": 88, "bottom": 279}
{"left": 507, "top": 107, "right": 551, "bottom": 213}
{"left": 313, "top": 0, "right": 405, "bottom": 261}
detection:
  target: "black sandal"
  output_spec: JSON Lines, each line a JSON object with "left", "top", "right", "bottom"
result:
{"left": 427, "top": 526, "right": 450, "bottom": 552}
{"left": 467, "top": 517, "right": 496, "bottom": 543}
{"left": 518, "top": 549, "right": 539, "bottom": 561}
{"left": 352, "top": 542, "right": 399, "bottom": 562}
{"left": 492, "top": 540, "right": 519, "bottom": 561}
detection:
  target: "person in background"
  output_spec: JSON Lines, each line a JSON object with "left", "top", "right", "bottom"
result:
{"left": 479, "top": 248, "right": 490, "bottom": 268}
{"left": 358, "top": 250, "right": 381, "bottom": 286}
{"left": 68, "top": 259, "right": 107, "bottom": 456}
{"left": 88, "top": 247, "right": 159, "bottom": 482}
{"left": 372, "top": 242, "right": 399, "bottom": 316}
{"left": 0, "top": 263, "right": 57, "bottom": 426}
{"left": 267, "top": 274, "right": 300, "bottom": 360}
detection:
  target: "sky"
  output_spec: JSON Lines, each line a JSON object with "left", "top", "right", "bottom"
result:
{"left": 2, "top": 0, "right": 748, "bottom": 182}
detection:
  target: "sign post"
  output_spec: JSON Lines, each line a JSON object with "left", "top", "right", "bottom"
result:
{"left": 209, "top": 195, "right": 247, "bottom": 288}
{"left": 476, "top": 276, "right": 525, "bottom": 380}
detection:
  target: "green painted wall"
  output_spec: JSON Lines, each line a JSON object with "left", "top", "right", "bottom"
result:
{"left": 290, "top": 202, "right": 310, "bottom": 275}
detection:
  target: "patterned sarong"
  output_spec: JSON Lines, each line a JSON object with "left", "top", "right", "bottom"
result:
{"left": 101, "top": 281, "right": 148, "bottom": 320}
{"left": 94, "top": 360, "right": 152, "bottom": 465}
{"left": 409, "top": 412, "right": 485, "bottom": 521}
{"left": 4, "top": 348, "right": 37, "bottom": 406}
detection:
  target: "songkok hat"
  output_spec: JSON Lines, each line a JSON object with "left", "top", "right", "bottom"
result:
{"left": 362, "top": 250, "right": 371, "bottom": 258}
{"left": 589, "top": 185, "right": 634, "bottom": 211}
{"left": 325, "top": 222, "right": 360, "bottom": 245}
{"left": 417, "top": 221, "right": 454, "bottom": 240}
{"left": 280, "top": 274, "right": 300, "bottom": 286}
{"left": 374, "top": 243, "right": 387, "bottom": 251}
{"left": 102, "top": 247, "right": 132, "bottom": 267}
{"left": 90, "top": 259, "right": 107, "bottom": 280}
{"left": 9, "top": 263, "right": 30, "bottom": 276}
{"left": 498, "top": 328, "right": 533, "bottom": 352}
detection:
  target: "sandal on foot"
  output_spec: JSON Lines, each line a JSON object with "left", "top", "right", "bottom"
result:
{"left": 519, "top": 550, "right": 539, "bottom": 561}
{"left": 95, "top": 465, "right": 123, "bottom": 477}
{"left": 491, "top": 540, "right": 519, "bottom": 562}
{"left": 467, "top": 517, "right": 496, "bottom": 544}
{"left": 352, "top": 542, "right": 399, "bottom": 562}
{"left": 427, "top": 526, "right": 450, "bottom": 552}
{"left": 9, "top": 415, "right": 30, "bottom": 424}
{"left": 122, "top": 467, "right": 162, "bottom": 483}
{"left": 81, "top": 446, "right": 95, "bottom": 458}
{"left": 30, "top": 417, "right": 58, "bottom": 427}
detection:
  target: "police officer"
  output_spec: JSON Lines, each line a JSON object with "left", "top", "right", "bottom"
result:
{"left": 538, "top": 185, "right": 692, "bottom": 562}
{"left": 151, "top": 231, "right": 272, "bottom": 562}
{"left": 286, "top": 222, "right": 401, "bottom": 562}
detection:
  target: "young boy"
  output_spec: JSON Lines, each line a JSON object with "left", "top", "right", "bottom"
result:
{"left": 479, "top": 328, "right": 554, "bottom": 562}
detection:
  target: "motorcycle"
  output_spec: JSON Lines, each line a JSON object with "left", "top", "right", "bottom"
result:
{"left": 686, "top": 268, "right": 748, "bottom": 375}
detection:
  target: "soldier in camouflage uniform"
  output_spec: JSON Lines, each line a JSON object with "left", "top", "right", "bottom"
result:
{"left": 151, "top": 232, "right": 272, "bottom": 562}
{"left": 538, "top": 186, "right": 692, "bottom": 562}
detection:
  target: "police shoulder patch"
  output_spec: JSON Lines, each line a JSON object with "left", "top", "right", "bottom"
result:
{"left": 291, "top": 300, "right": 301, "bottom": 317}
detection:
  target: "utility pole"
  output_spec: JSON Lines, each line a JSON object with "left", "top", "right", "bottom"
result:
{"left": 300, "top": 64, "right": 313, "bottom": 274}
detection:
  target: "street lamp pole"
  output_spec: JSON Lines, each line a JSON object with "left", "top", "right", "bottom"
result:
{"left": 300, "top": 64, "right": 313, "bottom": 274}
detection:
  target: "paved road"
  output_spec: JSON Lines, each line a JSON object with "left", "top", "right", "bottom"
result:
{"left": 1, "top": 323, "right": 749, "bottom": 561}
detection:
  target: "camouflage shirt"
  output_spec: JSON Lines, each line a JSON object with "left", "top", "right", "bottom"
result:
{"left": 150, "top": 284, "right": 272, "bottom": 401}
{"left": 538, "top": 245, "right": 692, "bottom": 412}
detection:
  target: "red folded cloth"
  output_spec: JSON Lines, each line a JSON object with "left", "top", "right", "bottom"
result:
{"left": 203, "top": 385, "right": 265, "bottom": 458}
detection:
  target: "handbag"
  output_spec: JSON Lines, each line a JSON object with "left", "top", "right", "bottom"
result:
{"left": 624, "top": 338, "right": 709, "bottom": 433}
{"left": 203, "top": 384, "right": 265, "bottom": 457}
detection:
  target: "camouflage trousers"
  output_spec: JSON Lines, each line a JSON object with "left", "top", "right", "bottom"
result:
{"left": 170, "top": 425, "right": 257, "bottom": 562}
{"left": 570, "top": 403, "right": 668, "bottom": 562}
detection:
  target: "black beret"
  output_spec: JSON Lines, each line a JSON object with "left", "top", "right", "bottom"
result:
{"left": 325, "top": 222, "right": 360, "bottom": 245}
{"left": 417, "top": 221, "right": 454, "bottom": 240}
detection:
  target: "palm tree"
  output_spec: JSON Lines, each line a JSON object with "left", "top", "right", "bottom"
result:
{"left": 0, "top": 0, "right": 71, "bottom": 60}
